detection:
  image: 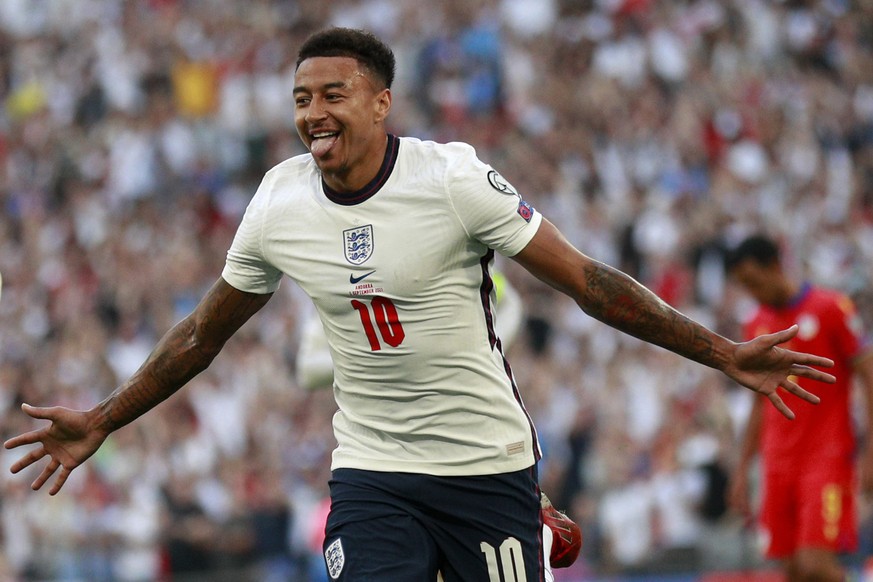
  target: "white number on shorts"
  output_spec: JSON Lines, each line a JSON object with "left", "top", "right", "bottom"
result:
{"left": 480, "top": 537, "right": 527, "bottom": 582}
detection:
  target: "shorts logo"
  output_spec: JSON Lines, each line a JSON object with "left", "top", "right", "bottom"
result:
{"left": 344, "top": 225, "right": 373, "bottom": 265}
{"left": 325, "top": 537, "right": 345, "bottom": 579}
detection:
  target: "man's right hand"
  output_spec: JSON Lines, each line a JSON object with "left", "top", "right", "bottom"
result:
{"left": 4, "top": 403, "right": 108, "bottom": 495}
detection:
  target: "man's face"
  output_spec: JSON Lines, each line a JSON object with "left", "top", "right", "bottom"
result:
{"left": 731, "top": 260, "right": 785, "bottom": 307}
{"left": 293, "top": 56, "right": 390, "bottom": 184}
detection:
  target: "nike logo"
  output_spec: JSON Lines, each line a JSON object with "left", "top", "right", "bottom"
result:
{"left": 349, "top": 270, "right": 376, "bottom": 284}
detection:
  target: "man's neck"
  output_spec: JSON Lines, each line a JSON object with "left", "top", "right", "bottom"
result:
{"left": 774, "top": 278, "right": 803, "bottom": 307}
{"left": 322, "top": 133, "right": 389, "bottom": 193}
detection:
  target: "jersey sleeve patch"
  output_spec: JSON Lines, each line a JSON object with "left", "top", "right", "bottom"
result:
{"left": 487, "top": 170, "right": 518, "bottom": 196}
{"left": 517, "top": 200, "right": 534, "bottom": 222}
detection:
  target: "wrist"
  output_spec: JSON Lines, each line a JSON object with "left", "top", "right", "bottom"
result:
{"left": 705, "top": 336, "right": 735, "bottom": 374}
{"left": 87, "top": 401, "right": 119, "bottom": 437}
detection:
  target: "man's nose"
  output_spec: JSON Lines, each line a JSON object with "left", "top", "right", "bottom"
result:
{"left": 306, "top": 97, "right": 327, "bottom": 121}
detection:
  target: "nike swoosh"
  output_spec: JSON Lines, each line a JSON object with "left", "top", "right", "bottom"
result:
{"left": 349, "top": 270, "right": 376, "bottom": 284}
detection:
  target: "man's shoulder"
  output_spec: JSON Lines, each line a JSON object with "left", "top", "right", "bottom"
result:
{"left": 235, "top": 154, "right": 319, "bottom": 221}
{"left": 803, "top": 285, "right": 854, "bottom": 315}
{"left": 266, "top": 152, "right": 318, "bottom": 180}
{"left": 396, "top": 137, "right": 487, "bottom": 191}
{"left": 398, "top": 136, "right": 478, "bottom": 163}
{"left": 806, "top": 284, "right": 849, "bottom": 302}
{"left": 253, "top": 153, "right": 319, "bottom": 202}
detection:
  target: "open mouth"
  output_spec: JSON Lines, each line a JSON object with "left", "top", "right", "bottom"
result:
{"left": 310, "top": 131, "right": 339, "bottom": 158}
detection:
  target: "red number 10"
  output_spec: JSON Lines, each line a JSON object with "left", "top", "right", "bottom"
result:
{"left": 351, "top": 296, "right": 405, "bottom": 351}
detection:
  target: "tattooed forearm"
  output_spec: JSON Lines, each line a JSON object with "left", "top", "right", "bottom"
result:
{"left": 93, "top": 279, "right": 271, "bottom": 433}
{"left": 580, "top": 261, "right": 729, "bottom": 370}
{"left": 511, "top": 219, "right": 735, "bottom": 372}
{"left": 94, "top": 318, "right": 215, "bottom": 432}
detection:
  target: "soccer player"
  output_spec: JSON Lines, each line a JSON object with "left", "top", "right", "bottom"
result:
{"left": 6, "top": 28, "right": 836, "bottom": 581}
{"left": 726, "top": 234, "right": 873, "bottom": 582}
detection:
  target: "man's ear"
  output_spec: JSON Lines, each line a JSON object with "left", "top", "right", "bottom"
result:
{"left": 374, "top": 88, "right": 391, "bottom": 123}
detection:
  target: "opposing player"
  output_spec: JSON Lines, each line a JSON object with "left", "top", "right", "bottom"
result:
{"left": 726, "top": 234, "right": 873, "bottom": 582}
{"left": 6, "top": 28, "right": 835, "bottom": 581}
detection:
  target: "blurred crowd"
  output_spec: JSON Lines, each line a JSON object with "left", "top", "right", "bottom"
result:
{"left": 1, "top": 0, "right": 872, "bottom": 580}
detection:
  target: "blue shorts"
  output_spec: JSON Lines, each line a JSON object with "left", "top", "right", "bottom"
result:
{"left": 323, "top": 466, "right": 545, "bottom": 581}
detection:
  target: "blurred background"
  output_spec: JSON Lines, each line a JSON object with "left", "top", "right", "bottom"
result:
{"left": 0, "top": 0, "right": 872, "bottom": 580}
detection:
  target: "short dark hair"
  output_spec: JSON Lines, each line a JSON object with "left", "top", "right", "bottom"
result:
{"left": 724, "top": 234, "right": 781, "bottom": 271}
{"left": 296, "top": 27, "right": 396, "bottom": 90}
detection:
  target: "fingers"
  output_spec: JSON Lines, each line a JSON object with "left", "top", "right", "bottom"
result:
{"left": 4, "top": 429, "right": 43, "bottom": 450}
{"left": 20, "top": 402, "right": 58, "bottom": 420}
{"left": 789, "top": 354, "right": 835, "bottom": 371}
{"left": 8, "top": 445, "right": 47, "bottom": 474}
{"left": 4, "top": 403, "right": 59, "bottom": 449}
{"left": 765, "top": 374, "right": 823, "bottom": 419}
{"left": 789, "top": 363, "right": 835, "bottom": 383}
{"left": 765, "top": 324, "right": 799, "bottom": 345}
{"left": 767, "top": 328, "right": 834, "bottom": 369}
{"left": 9, "top": 449, "right": 72, "bottom": 494}
{"left": 32, "top": 457, "right": 60, "bottom": 491}
{"left": 781, "top": 377, "right": 821, "bottom": 404}
{"left": 767, "top": 392, "right": 795, "bottom": 420}
{"left": 49, "top": 466, "right": 72, "bottom": 496}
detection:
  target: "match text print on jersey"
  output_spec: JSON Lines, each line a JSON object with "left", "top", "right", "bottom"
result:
{"left": 351, "top": 296, "right": 405, "bottom": 351}
{"left": 481, "top": 537, "right": 527, "bottom": 582}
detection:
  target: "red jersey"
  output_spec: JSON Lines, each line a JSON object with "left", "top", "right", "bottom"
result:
{"left": 744, "top": 283, "right": 869, "bottom": 470}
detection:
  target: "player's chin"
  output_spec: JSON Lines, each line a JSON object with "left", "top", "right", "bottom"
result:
{"left": 314, "top": 157, "right": 349, "bottom": 180}
{"left": 312, "top": 153, "right": 335, "bottom": 167}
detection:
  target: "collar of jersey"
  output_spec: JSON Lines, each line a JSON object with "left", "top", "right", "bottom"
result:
{"left": 322, "top": 133, "right": 400, "bottom": 206}
{"left": 785, "top": 281, "right": 812, "bottom": 308}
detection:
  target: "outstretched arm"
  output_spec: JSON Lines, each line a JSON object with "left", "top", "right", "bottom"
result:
{"left": 4, "top": 277, "right": 272, "bottom": 494}
{"left": 512, "top": 219, "right": 834, "bottom": 417}
{"left": 92, "top": 278, "right": 271, "bottom": 432}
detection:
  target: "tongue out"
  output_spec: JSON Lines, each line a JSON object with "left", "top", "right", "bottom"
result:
{"left": 310, "top": 134, "right": 339, "bottom": 158}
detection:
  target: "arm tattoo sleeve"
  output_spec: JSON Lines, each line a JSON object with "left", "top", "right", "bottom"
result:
{"left": 94, "top": 282, "right": 270, "bottom": 433}
{"left": 580, "top": 261, "right": 726, "bottom": 369}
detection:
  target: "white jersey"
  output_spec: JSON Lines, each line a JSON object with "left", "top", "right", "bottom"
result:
{"left": 222, "top": 135, "right": 542, "bottom": 476}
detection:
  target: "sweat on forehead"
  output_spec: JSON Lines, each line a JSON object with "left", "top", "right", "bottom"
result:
{"left": 296, "top": 55, "right": 386, "bottom": 91}
{"left": 293, "top": 58, "right": 378, "bottom": 93}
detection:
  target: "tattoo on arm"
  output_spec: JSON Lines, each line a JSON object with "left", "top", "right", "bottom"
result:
{"left": 581, "top": 261, "right": 724, "bottom": 368}
{"left": 95, "top": 281, "right": 270, "bottom": 432}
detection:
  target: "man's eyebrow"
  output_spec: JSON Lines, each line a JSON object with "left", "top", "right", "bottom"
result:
{"left": 293, "top": 81, "right": 349, "bottom": 94}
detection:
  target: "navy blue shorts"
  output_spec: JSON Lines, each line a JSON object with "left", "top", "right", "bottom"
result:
{"left": 322, "top": 466, "right": 544, "bottom": 581}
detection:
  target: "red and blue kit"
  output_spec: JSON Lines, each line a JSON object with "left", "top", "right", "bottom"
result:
{"left": 745, "top": 283, "right": 870, "bottom": 557}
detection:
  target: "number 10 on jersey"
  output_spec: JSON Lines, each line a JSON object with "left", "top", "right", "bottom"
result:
{"left": 351, "top": 296, "right": 405, "bottom": 351}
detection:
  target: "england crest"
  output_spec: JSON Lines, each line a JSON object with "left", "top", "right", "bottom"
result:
{"left": 343, "top": 225, "right": 373, "bottom": 265}
{"left": 325, "top": 537, "right": 345, "bottom": 579}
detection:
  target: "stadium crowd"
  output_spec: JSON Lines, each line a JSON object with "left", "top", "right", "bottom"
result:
{"left": 1, "top": 0, "right": 872, "bottom": 580}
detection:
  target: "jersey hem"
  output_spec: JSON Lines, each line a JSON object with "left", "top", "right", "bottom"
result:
{"left": 330, "top": 455, "right": 538, "bottom": 477}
